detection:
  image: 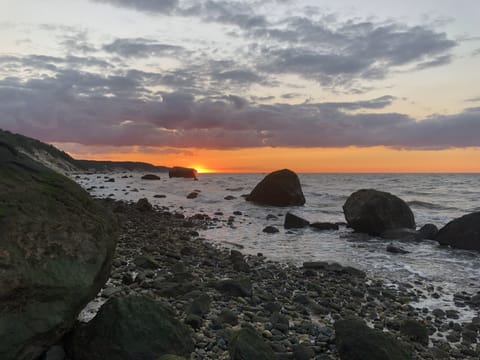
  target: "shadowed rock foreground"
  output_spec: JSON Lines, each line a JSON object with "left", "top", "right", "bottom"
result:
{"left": 0, "top": 141, "right": 117, "bottom": 360}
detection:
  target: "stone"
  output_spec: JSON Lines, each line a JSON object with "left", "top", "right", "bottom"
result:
{"left": 187, "top": 293, "right": 211, "bottom": 317}
{"left": 386, "top": 244, "right": 410, "bottom": 254}
{"left": 141, "top": 174, "right": 161, "bottom": 180}
{"left": 400, "top": 319, "right": 429, "bottom": 346}
{"left": 310, "top": 222, "right": 339, "bottom": 231}
{"left": 136, "top": 198, "right": 153, "bottom": 212}
{"left": 69, "top": 296, "right": 194, "bottom": 360}
{"left": 214, "top": 278, "right": 252, "bottom": 297}
{"left": 229, "top": 327, "right": 276, "bottom": 360}
{"left": 435, "top": 212, "right": 480, "bottom": 251}
{"left": 0, "top": 138, "right": 117, "bottom": 360}
{"left": 225, "top": 195, "right": 236, "bottom": 200}
{"left": 169, "top": 167, "right": 198, "bottom": 180}
{"left": 134, "top": 255, "right": 160, "bottom": 269}
{"left": 217, "top": 309, "right": 239, "bottom": 326}
{"left": 335, "top": 318, "right": 411, "bottom": 360}
{"left": 246, "top": 169, "right": 305, "bottom": 207}
{"left": 416, "top": 224, "right": 439, "bottom": 240}
{"left": 284, "top": 213, "right": 309, "bottom": 229}
{"left": 343, "top": 189, "right": 415, "bottom": 236}
{"left": 187, "top": 192, "right": 198, "bottom": 199}
{"left": 293, "top": 344, "right": 315, "bottom": 360}
{"left": 263, "top": 226, "right": 280, "bottom": 234}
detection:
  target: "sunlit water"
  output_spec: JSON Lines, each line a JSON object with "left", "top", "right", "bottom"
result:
{"left": 77, "top": 173, "right": 480, "bottom": 321}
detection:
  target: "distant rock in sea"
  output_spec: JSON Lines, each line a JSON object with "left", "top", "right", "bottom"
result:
{"left": 142, "top": 174, "right": 161, "bottom": 180}
{"left": 0, "top": 139, "right": 117, "bottom": 360}
{"left": 435, "top": 212, "right": 480, "bottom": 251}
{"left": 343, "top": 189, "right": 415, "bottom": 236}
{"left": 284, "top": 212, "right": 310, "bottom": 229}
{"left": 169, "top": 166, "right": 198, "bottom": 180}
{"left": 246, "top": 169, "right": 305, "bottom": 207}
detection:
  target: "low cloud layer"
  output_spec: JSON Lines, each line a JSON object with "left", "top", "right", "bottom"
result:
{"left": 1, "top": 68, "right": 479, "bottom": 150}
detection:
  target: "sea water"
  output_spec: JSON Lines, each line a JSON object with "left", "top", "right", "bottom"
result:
{"left": 77, "top": 173, "right": 480, "bottom": 321}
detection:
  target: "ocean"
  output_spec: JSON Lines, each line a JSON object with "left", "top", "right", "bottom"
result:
{"left": 77, "top": 172, "right": 480, "bottom": 321}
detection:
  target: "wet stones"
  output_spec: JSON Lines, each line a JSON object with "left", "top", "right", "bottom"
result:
{"left": 399, "top": 319, "right": 429, "bottom": 345}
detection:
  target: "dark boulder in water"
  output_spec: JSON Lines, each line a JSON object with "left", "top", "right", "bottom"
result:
{"left": 0, "top": 141, "right": 117, "bottom": 360}
{"left": 263, "top": 226, "right": 280, "bottom": 234}
{"left": 69, "top": 296, "right": 194, "bottom": 360}
{"left": 141, "top": 174, "right": 161, "bottom": 180}
{"left": 310, "top": 222, "right": 339, "bottom": 231}
{"left": 335, "top": 318, "right": 411, "bottom": 360}
{"left": 435, "top": 212, "right": 480, "bottom": 251}
{"left": 284, "top": 212, "right": 310, "bottom": 229}
{"left": 246, "top": 169, "right": 305, "bottom": 207}
{"left": 416, "top": 223, "right": 439, "bottom": 240}
{"left": 343, "top": 189, "right": 415, "bottom": 236}
{"left": 169, "top": 167, "right": 198, "bottom": 180}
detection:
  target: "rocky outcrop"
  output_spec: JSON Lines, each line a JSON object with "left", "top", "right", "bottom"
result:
{"left": 343, "top": 189, "right": 415, "bottom": 236}
{"left": 435, "top": 212, "right": 480, "bottom": 251}
{"left": 69, "top": 296, "right": 194, "bottom": 360}
{"left": 169, "top": 167, "right": 198, "bottom": 180}
{"left": 335, "top": 318, "right": 411, "bottom": 360}
{"left": 0, "top": 141, "right": 117, "bottom": 360}
{"left": 246, "top": 169, "right": 305, "bottom": 207}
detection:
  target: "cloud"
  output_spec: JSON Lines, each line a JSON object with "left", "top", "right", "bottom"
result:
{"left": 255, "top": 20, "right": 457, "bottom": 86}
{"left": 1, "top": 69, "right": 479, "bottom": 150}
{"left": 92, "top": 0, "right": 178, "bottom": 14}
{"left": 102, "top": 38, "right": 185, "bottom": 58}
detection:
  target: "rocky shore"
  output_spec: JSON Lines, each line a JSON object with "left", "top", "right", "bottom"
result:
{"left": 58, "top": 199, "right": 480, "bottom": 359}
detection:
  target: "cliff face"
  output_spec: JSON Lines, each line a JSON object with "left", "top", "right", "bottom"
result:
{"left": 0, "top": 129, "right": 170, "bottom": 173}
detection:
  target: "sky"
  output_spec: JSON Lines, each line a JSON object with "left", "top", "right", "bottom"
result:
{"left": 0, "top": 0, "right": 480, "bottom": 173}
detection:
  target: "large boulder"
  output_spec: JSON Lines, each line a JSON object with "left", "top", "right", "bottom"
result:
{"left": 246, "top": 169, "right": 305, "bottom": 207}
{"left": 343, "top": 189, "right": 415, "bottom": 236}
{"left": 169, "top": 167, "right": 197, "bottom": 180}
{"left": 229, "top": 327, "right": 276, "bottom": 360}
{"left": 335, "top": 318, "right": 411, "bottom": 360}
{"left": 435, "top": 212, "right": 480, "bottom": 251}
{"left": 69, "top": 296, "right": 194, "bottom": 360}
{"left": 0, "top": 141, "right": 117, "bottom": 360}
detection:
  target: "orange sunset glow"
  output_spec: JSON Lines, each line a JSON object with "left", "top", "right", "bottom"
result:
{"left": 63, "top": 145, "right": 480, "bottom": 173}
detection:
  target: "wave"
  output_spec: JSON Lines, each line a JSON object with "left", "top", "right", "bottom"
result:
{"left": 407, "top": 200, "right": 457, "bottom": 211}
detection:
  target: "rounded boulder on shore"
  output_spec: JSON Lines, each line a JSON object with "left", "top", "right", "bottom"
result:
{"left": 435, "top": 212, "right": 480, "bottom": 251}
{"left": 343, "top": 189, "right": 415, "bottom": 236}
{"left": 246, "top": 169, "right": 305, "bottom": 207}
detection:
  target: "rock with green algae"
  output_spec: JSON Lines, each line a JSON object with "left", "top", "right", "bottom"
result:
{"left": 335, "top": 318, "right": 412, "bottom": 360}
{"left": 69, "top": 296, "right": 194, "bottom": 360}
{"left": 229, "top": 327, "right": 277, "bottom": 360}
{"left": 0, "top": 138, "right": 117, "bottom": 360}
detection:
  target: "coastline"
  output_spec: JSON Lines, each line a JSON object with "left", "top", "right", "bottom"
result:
{"left": 76, "top": 198, "right": 480, "bottom": 359}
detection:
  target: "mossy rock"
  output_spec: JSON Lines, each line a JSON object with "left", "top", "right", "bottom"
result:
{"left": 70, "top": 296, "right": 194, "bottom": 360}
{"left": 400, "top": 319, "right": 429, "bottom": 345}
{"left": 0, "top": 139, "right": 117, "bottom": 360}
{"left": 335, "top": 318, "right": 412, "bottom": 360}
{"left": 229, "top": 327, "right": 276, "bottom": 360}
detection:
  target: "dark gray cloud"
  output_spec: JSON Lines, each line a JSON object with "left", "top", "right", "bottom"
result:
{"left": 1, "top": 70, "right": 479, "bottom": 150}
{"left": 255, "top": 20, "right": 457, "bottom": 86}
{"left": 92, "top": 0, "right": 178, "bottom": 13}
{"left": 103, "top": 38, "right": 185, "bottom": 58}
